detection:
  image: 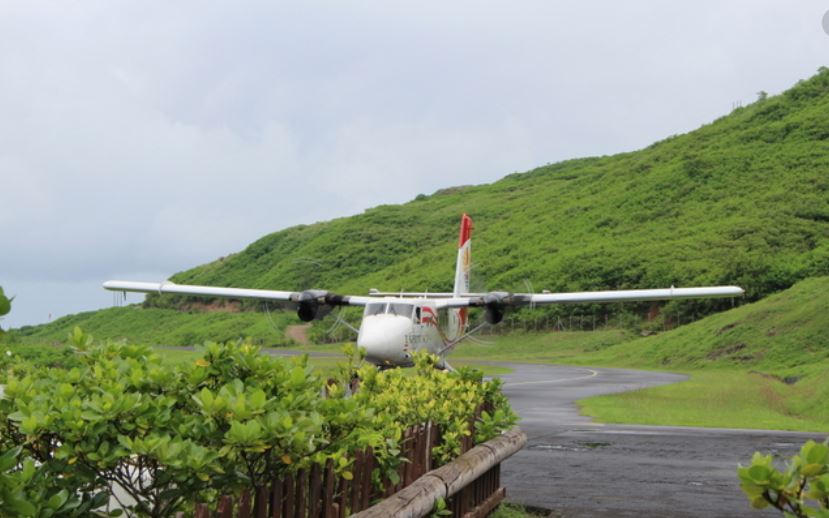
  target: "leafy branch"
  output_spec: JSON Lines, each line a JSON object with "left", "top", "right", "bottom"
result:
{"left": 738, "top": 439, "right": 829, "bottom": 517}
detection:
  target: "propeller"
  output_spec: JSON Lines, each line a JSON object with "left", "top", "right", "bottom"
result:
{"left": 523, "top": 279, "right": 537, "bottom": 312}
{"left": 325, "top": 306, "right": 359, "bottom": 336}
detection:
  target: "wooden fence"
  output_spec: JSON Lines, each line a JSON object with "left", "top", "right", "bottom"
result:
{"left": 180, "top": 418, "right": 520, "bottom": 518}
{"left": 352, "top": 430, "right": 526, "bottom": 518}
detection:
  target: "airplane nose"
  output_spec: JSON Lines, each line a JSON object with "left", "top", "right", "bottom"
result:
{"left": 357, "top": 316, "right": 411, "bottom": 365}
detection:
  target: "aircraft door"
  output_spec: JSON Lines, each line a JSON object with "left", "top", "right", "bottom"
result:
{"left": 410, "top": 305, "right": 426, "bottom": 353}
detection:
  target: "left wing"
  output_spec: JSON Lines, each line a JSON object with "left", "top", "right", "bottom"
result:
{"left": 103, "top": 280, "right": 374, "bottom": 321}
{"left": 436, "top": 285, "right": 744, "bottom": 309}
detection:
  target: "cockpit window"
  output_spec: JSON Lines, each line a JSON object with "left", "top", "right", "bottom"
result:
{"left": 387, "top": 303, "right": 414, "bottom": 317}
{"left": 364, "top": 303, "right": 386, "bottom": 316}
{"left": 364, "top": 302, "right": 415, "bottom": 317}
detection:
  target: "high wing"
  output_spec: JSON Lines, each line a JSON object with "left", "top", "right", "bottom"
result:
{"left": 367, "top": 290, "right": 488, "bottom": 298}
{"left": 435, "top": 286, "right": 745, "bottom": 309}
{"left": 104, "top": 280, "right": 297, "bottom": 301}
{"left": 103, "top": 280, "right": 375, "bottom": 317}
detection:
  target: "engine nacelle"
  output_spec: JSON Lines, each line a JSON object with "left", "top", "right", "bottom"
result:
{"left": 483, "top": 292, "right": 509, "bottom": 324}
{"left": 297, "top": 301, "right": 318, "bottom": 322}
{"left": 296, "top": 290, "right": 329, "bottom": 322}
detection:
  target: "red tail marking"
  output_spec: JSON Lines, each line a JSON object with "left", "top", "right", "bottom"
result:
{"left": 458, "top": 213, "right": 473, "bottom": 247}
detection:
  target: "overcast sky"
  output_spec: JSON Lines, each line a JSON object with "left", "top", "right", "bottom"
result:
{"left": 1, "top": 1, "right": 828, "bottom": 328}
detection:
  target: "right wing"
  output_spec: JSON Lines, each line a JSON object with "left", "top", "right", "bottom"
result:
{"left": 522, "top": 286, "right": 745, "bottom": 305}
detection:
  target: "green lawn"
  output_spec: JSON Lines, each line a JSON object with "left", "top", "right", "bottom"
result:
{"left": 578, "top": 369, "right": 829, "bottom": 432}
{"left": 451, "top": 329, "right": 634, "bottom": 363}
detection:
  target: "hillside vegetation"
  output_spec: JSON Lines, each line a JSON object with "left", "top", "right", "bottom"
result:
{"left": 15, "top": 68, "right": 829, "bottom": 345}
{"left": 583, "top": 275, "right": 829, "bottom": 373}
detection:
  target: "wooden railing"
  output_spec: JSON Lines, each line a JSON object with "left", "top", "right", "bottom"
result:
{"left": 354, "top": 430, "right": 526, "bottom": 518}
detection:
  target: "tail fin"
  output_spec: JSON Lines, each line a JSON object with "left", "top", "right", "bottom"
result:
{"left": 448, "top": 214, "right": 472, "bottom": 341}
{"left": 453, "top": 213, "right": 472, "bottom": 296}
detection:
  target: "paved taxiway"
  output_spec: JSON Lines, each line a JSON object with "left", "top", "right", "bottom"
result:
{"left": 496, "top": 363, "right": 825, "bottom": 517}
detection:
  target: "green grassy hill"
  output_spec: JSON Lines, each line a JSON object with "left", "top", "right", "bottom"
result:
{"left": 14, "top": 68, "right": 829, "bottom": 346}
{"left": 586, "top": 275, "right": 829, "bottom": 374}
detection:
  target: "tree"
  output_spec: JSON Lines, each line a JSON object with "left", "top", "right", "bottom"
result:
{"left": 0, "top": 286, "right": 11, "bottom": 338}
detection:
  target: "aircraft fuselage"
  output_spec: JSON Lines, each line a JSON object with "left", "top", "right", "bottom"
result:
{"left": 356, "top": 299, "right": 449, "bottom": 367}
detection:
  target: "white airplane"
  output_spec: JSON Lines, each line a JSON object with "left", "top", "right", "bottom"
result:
{"left": 104, "top": 214, "right": 744, "bottom": 369}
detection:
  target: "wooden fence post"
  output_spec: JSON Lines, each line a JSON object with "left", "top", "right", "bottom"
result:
{"left": 322, "top": 459, "right": 336, "bottom": 518}
{"left": 309, "top": 463, "right": 322, "bottom": 518}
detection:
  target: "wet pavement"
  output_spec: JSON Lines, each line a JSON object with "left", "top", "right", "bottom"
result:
{"left": 495, "top": 363, "right": 824, "bottom": 517}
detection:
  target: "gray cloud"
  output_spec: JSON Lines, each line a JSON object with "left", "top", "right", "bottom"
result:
{"left": 1, "top": 1, "right": 827, "bottom": 327}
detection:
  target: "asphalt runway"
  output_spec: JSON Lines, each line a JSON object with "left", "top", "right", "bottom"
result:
{"left": 496, "top": 363, "right": 826, "bottom": 517}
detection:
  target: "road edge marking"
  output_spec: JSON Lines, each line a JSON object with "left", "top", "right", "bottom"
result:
{"left": 504, "top": 368, "right": 599, "bottom": 387}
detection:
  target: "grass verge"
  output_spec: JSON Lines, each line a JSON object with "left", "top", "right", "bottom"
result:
{"left": 578, "top": 369, "right": 829, "bottom": 433}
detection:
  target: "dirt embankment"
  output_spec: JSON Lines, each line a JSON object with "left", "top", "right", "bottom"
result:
{"left": 285, "top": 324, "right": 311, "bottom": 345}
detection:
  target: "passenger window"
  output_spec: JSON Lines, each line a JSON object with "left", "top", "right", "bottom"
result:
{"left": 414, "top": 307, "right": 421, "bottom": 323}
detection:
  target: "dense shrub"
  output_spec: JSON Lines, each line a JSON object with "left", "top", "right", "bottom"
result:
{"left": 0, "top": 329, "right": 516, "bottom": 517}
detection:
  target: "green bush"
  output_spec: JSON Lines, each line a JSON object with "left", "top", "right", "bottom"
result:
{"left": 0, "top": 446, "right": 109, "bottom": 517}
{"left": 738, "top": 438, "right": 829, "bottom": 517}
{"left": 0, "top": 328, "right": 517, "bottom": 516}
{"left": 0, "top": 292, "right": 112, "bottom": 517}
